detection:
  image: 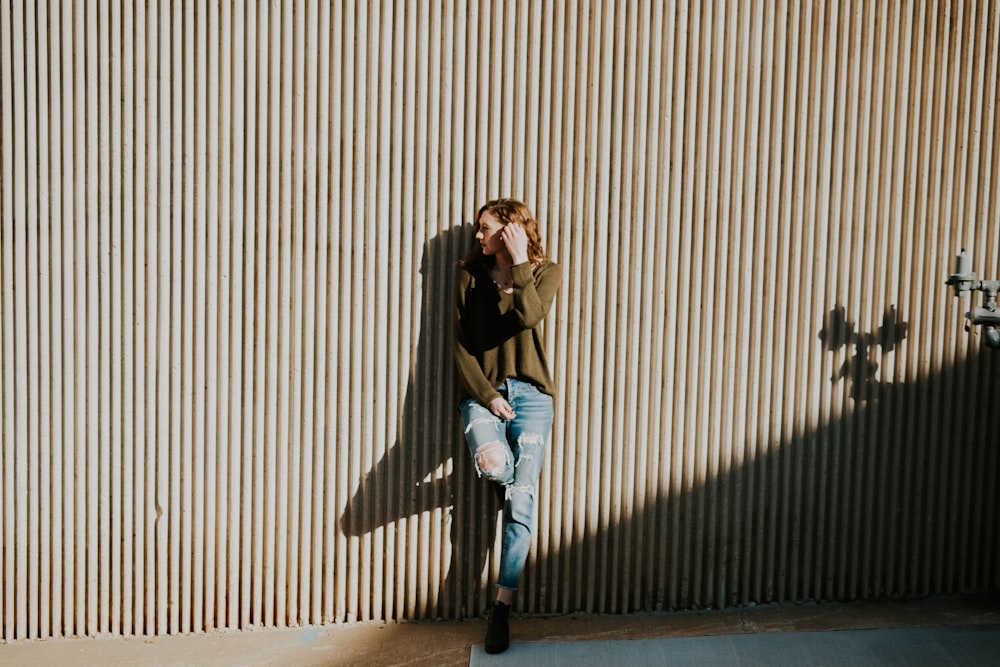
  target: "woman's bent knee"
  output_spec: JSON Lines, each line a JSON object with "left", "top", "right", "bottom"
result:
{"left": 475, "top": 441, "right": 511, "bottom": 480}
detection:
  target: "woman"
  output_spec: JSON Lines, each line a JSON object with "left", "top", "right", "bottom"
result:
{"left": 453, "top": 198, "right": 561, "bottom": 654}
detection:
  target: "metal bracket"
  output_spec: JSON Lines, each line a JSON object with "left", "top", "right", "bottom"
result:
{"left": 946, "top": 250, "right": 1000, "bottom": 349}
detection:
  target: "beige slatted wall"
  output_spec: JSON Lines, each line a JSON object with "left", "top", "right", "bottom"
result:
{"left": 1, "top": 0, "right": 999, "bottom": 639}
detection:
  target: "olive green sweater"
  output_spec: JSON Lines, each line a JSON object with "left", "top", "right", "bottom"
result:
{"left": 453, "top": 260, "right": 562, "bottom": 406}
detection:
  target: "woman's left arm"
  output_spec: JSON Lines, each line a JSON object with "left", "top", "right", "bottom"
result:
{"left": 510, "top": 261, "right": 562, "bottom": 329}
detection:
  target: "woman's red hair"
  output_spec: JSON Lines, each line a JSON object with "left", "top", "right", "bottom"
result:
{"left": 461, "top": 198, "right": 547, "bottom": 268}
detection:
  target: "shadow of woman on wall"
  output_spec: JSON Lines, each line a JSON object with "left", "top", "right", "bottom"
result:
{"left": 340, "top": 223, "right": 501, "bottom": 621}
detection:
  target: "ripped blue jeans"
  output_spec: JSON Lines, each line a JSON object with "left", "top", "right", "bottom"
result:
{"left": 460, "top": 378, "right": 553, "bottom": 591}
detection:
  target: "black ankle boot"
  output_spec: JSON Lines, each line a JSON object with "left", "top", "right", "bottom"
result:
{"left": 485, "top": 601, "right": 510, "bottom": 654}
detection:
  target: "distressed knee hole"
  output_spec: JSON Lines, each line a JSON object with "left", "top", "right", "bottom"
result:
{"left": 517, "top": 432, "right": 543, "bottom": 446}
{"left": 475, "top": 441, "right": 509, "bottom": 476}
{"left": 515, "top": 433, "right": 543, "bottom": 466}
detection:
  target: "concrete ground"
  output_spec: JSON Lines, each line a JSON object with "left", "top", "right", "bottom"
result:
{"left": 2, "top": 593, "right": 998, "bottom": 667}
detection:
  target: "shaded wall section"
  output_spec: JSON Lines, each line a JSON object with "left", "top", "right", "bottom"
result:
{"left": 2, "top": 0, "right": 999, "bottom": 639}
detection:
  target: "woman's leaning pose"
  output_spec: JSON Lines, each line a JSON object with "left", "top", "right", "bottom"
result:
{"left": 453, "top": 198, "right": 562, "bottom": 654}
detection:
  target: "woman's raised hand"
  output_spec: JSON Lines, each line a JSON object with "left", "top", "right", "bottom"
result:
{"left": 501, "top": 223, "right": 529, "bottom": 265}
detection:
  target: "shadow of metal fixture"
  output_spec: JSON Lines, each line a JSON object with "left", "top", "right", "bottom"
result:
{"left": 819, "top": 304, "right": 908, "bottom": 401}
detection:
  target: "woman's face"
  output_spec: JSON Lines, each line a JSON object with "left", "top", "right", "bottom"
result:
{"left": 475, "top": 211, "right": 506, "bottom": 256}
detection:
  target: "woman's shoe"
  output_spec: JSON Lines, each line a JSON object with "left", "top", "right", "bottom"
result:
{"left": 484, "top": 600, "right": 510, "bottom": 654}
